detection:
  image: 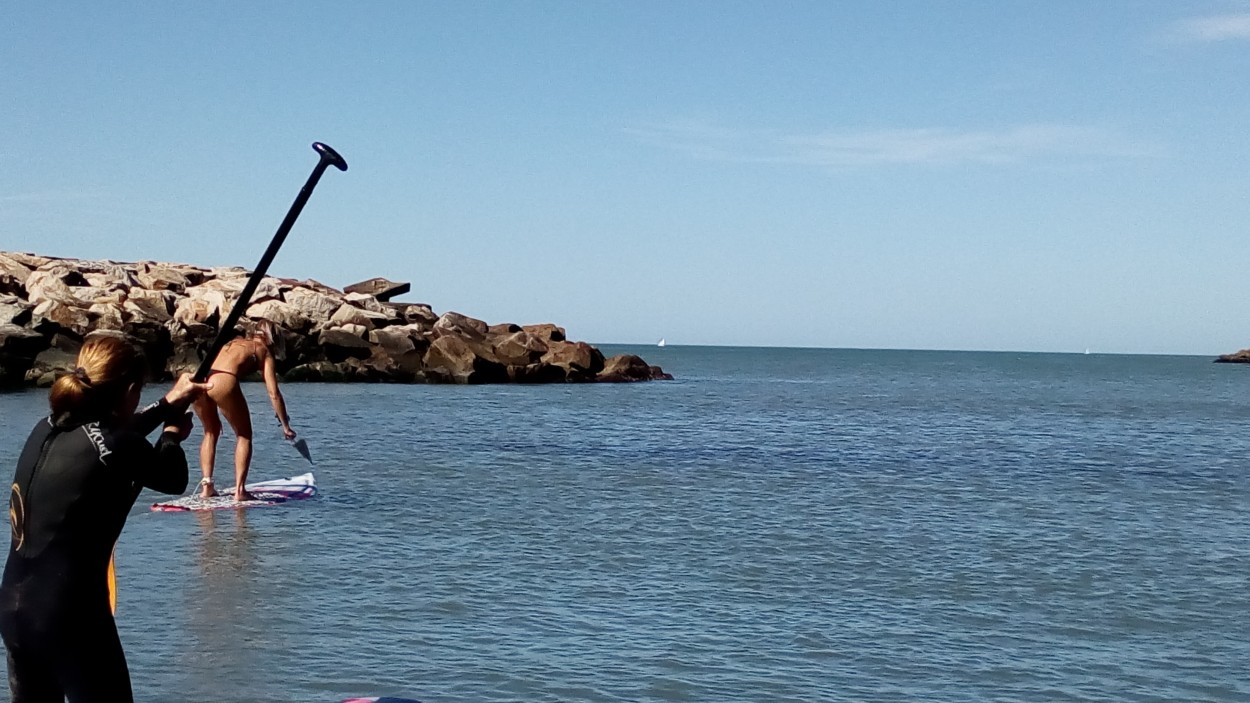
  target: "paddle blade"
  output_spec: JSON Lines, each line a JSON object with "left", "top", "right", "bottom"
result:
{"left": 289, "top": 438, "right": 313, "bottom": 464}
{"left": 108, "top": 551, "right": 117, "bottom": 614}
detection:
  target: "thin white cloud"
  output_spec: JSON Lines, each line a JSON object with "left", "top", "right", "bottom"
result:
{"left": 1173, "top": 13, "right": 1250, "bottom": 42}
{"left": 627, "top": 121, "right": 1156, "bottom": 168}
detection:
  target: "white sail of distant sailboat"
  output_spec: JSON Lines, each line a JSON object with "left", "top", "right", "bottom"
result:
{"left": 657, "top": 338, "right": 666, "bottom": 347}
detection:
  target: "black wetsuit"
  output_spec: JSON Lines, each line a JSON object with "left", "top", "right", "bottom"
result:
{"left": 0, "top": 399, "right": 188, "bottom": 703}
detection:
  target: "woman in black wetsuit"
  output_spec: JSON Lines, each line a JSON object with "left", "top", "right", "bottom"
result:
{"left": 0, "top": 332, "right": 209, "bottom": 702}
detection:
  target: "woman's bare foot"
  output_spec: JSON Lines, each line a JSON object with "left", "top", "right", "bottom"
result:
{"left": 200, "top": 481, "right": 218, "bottom": 498}
{"left": 234, "top": 489, "right": 256, "bottom": 502}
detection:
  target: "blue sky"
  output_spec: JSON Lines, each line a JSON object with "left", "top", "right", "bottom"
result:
{"left": 2, "top": 2, "right": 1249, "bottom": 354}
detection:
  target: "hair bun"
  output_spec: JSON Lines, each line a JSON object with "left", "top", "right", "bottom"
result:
{"left": 72, "top": 367, "right": 93, "bottom": 387}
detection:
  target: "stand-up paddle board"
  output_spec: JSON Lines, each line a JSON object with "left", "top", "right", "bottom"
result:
{"left": 151, "top": 472, "right": 317, "bottom": 512}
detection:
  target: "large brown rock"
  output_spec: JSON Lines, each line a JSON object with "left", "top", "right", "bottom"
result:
{"left": 81, "top": 262, "right": 138, "bottom": 291}
{"left": 87, "top": 303, "right": 125, "bottom": 330}
{"left": 0, "top": 323, "right": 47, "bottom": 385}
{"left": 369, "top": 324, "right": 430, "bottom": 356}
{"left": 508, "top": 362, "right": 567, "bottom": 383}
{"left": 135, "top": 263, "right": 195, "bottom": 293}
{"left": 0, "top": 254, "right": 33, "bottom": 296}
{"left": 318, "top": 323, "right": 372, "bottom": 362}
{"left": 394, "top": 303, "right": 438, "bottom": 326}
{"left": 32, "top": 300, "right": 92, "bottom": 336}
{"left": 523, "top": 323, "right": 566, "bottom": 343}
{"left": 0, "top": 295, "right": 32, "bottom": 327}
{"left": 25, "top": 347, "right": 78, "bottom": 387}
{"left": 285, "top": 286, "right": 343, "bottom": 322}
{"left": 124, "top": 288, "right": 175, "bottom": 324}
{"left": 246, "top": 299, "right": 313, "bottom": 333}
{"left": 359, "top": 346, "right": 427, "bottom": 382}
{"left": 344, "top": 277, "right": 410, "bottom": 302}
{"left": 541, "top": 340, "right": 605, "bottom": 381}
{"left": 433, "top": 311, "right": 489, "bottom": 339}
{"left": 0, "top": 323, "right": 45, "bottom": 357}
{"left": 492, "top": 330, "right": 548, "bottom": 366}
{"left": 329, "top": 302, "right": 393, "bottom": 330}
{"left": 25, "top": 267, "right": 85, "bottom": 305}
{"left": 598, "top": 354, "right": 673, "bottom": 382}
{"left": 424, "top": 335, "right": 507, "bottom": 384}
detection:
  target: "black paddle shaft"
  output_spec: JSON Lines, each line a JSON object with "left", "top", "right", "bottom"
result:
{"left": 192, "top": 142, "right": 348, "bottom": 382}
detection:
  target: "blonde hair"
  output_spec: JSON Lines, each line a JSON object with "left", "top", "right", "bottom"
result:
{"left": 254, "top": 319, "right": 285, "bottom": 361}
{"left": 48, "top": 333, "right": 147, "bottom": 420}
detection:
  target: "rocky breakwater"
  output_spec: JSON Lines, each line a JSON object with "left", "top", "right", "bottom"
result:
{"left": 0, "top": 251, "right": 672, "bottom": 387}
{"left": 1214, "top": 348, "right": 1250, "bottom": 363}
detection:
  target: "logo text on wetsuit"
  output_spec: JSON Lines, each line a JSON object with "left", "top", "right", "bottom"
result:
{"left": 84, "top": 422, "right": 112, "bottom": 462}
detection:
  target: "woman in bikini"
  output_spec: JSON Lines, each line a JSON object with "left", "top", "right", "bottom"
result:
{"left": 193, "top": 320, "right": 296, "bottom": 501}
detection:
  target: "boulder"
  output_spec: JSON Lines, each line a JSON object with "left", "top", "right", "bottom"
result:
{"left": 423, "top": 335, "right": 507, "bottom": 384}
{"left": 344, "top": 277, "right": 411, "bottom": 302}
{"left": 0, "top": 323, "right": 47, "bottom": 385}
{"left": 368, "top": 324, "right": 429, "bottom": 356}
{"left": 284, "top": 360, "right": 351, "bottom": 382}
{"left": 206, "top": 266, "right": 249, "bottom": 281}
{"left": 0, "top": 323, "right": 46, "bottom": 358}
{"left": 135, "top": 263, "right": 195, "bottom": 293}
{"left": 492, "top": 330, "right": 548, "bottom": 366}
{"left": 329, "top": 302, "right": 393, "bottom": 330}
{"left": 25, "top": 347, "right": 79, "bottom": 387}
{"left": 488, "top": 323, "right": 522, "bottom": 336}
{"left": 523, "top": 323, "right": 566, "bottom": 343}
{"left": 541, "top": 340, "right": 605, "bottom": 380}
{"left": 343, "top": 292, "right": 390, "bottom": 314}
{"left": 0, "top": 295, "right": 32, "bottom": 327}
{"left": 25, "top": 267, "right": 84, "bottom": 305}
{"left": 433, "top": 311, "right": 488, "bottom": 340}
{"left": 124, "top": 288, "right": 175, "bottom": 324}
{"left": 32, "top": 300, "right": 92, "bottom": 336}
{"left": 87, "top": 303, "right": 125, "bottom": 330}
{"left": 165, "top": 345, "right": 202, "bottom": 378}
{"left": 81, "top": 263, "right": 138, "bottom": 291}
{"left": 0, "top": 254, "right": 32, "bottom": 296}
{"left": 286, "top": 286, "right": 344, "bottom": 322}
{"left": 391, "top": 303, "right": 437, "bottom": 328}
{"left": 252, "top": 276, "right": 284, "bottom": 304}
{"left": 359, "top": 346, "right": 427, "bottom": 382}
{"left": 4, "top": 253, "right": 54, "bottom": 269}
{"left": 318, "top": 323, "right": 372, "bottom": 362}
{"left": 174, "top": 286, "right": 229, "bottom": 326}
{"left": 508, "top": 363, "right": 567, "bottom": 383}
{"left": 245, "top": 299, "right": 312, "bottom": 333}
{"left": 597, "top": 354, "right": 673, "bottom": 382}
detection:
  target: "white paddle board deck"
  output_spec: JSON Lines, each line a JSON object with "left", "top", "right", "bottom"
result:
{"left": 151, "top": 472, "right": 317, "bottom": 512}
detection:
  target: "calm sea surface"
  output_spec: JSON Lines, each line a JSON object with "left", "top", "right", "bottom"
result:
{"left": 1, "top": 347, "right": 1248, "bottom": 703}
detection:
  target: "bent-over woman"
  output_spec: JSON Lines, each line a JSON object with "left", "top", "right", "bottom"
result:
{"left": 194, "top": 320, "right": 296, "bottom": 501}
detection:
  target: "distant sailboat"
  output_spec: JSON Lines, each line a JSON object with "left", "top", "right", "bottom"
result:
{"left": 1084, "top": 348, "right": 1091, "bottom": 355}
{"left": 657, "top": 338, "right": 666, "bottom": 347}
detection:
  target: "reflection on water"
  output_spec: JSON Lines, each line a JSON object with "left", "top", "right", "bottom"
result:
{"left": 185, "top": 509, "right": 267, "bottom": 691}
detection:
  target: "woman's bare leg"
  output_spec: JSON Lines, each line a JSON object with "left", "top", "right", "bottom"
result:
{"left": 215, "top": 383, "right": 255, "bottom": 501}
{"left": 193, "top": 396, "right": 221, "bottom": 498}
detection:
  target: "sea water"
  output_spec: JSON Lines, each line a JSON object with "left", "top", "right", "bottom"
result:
{"left": 0, "top": 347, "right": 1247, "bottom": 702}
